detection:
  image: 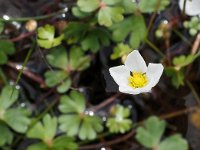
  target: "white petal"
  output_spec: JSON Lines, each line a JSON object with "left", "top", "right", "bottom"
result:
{"left": 119, "top": 86, "right": 140, "bottom": 95}
{"left": 146, "top": 63, "right": 164, "bottom": 87}
{"left": 125, "top": 50, "right": 147, "bottom": 73}
{"left": 179, "top": 0, "right": 200, "bottom": 16}
{"left": 109, "top": 65, "right": 130, "bottom": 87}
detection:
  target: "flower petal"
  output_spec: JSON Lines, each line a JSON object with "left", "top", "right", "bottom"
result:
{"left": 179, "top": 0, "right": 200, "bottom": 16}
{"left": 109, "top": 65, "right": 130, "bottom": 87}
{"left": 146, "top": 63, "right": 164, "bottom": 87}
{"left": 125, "top": 50, "right": 147, "bottom": 73}
{"left": 119, "top": 86, "right": 140, "bottom": 95}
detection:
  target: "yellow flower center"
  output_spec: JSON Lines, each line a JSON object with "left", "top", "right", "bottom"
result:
{"left": 128, "top": 72, "right": 148, "bottom": 88}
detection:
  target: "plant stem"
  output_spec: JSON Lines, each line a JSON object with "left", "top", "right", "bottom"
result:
{"left": 186, "top": 80, "right": 200, "bottom": 105}
{"left": 147, "top": 0, "right": 161, "bottom": 32}
{"left": 0, "top": 9, "right": 67, "bottom": 22}
{"left": 79, "top": 129, "right": 135, "bottom": 150}
{"left": 182, "top": 0, "right": 187, "bottom": 17}
{"left": 15, "top": 41, "right": 35, "bottom": 85}
{"left": 172, "top": 29, "right": 191, "bottom": 45}
{"left": 91, "top": 93, "right": 121, "bottom": 112}
{"left": 144, "top": 38, "right": 165, "bottom": 57}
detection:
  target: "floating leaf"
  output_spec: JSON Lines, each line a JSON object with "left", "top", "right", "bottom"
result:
{"left": 59, "top": 91, "right": 103, "bottom": 140}
{"left": 139, "top": 0, "right": 170, "bottom": 13}
{"left": 136, "top": 116, "right": 166, "bottom": 148}
{"left": 37, "top": 24, "right": 64, "bottom": 49}
{"left": 106, "top": 105, "right": 132, "bottom": 133}
{"left": 110, "top": 15, "right": 147, "bottom": 48}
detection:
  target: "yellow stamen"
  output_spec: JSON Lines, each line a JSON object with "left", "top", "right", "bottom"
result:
{"left": 128, "top": 72, "right": 148, "bottom": 88}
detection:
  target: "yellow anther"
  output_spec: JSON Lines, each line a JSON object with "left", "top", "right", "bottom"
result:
{"left": 128, "top": 72, "right": 148, "bottom": 88}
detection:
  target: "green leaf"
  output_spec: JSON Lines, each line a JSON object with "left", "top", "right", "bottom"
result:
{"left": 120, "top": 0, "right": 137, "bottom": 14}
{"left": 98, "top": 6, "right": 124, "bottom": 27}
{"left": 72, "top": 7, "right": 91, "bottom": 18}
{"left": 111, "top": 43, "right": 132, "bottom": 59}
{"left": 38, "top": 24, "right": 55, "bottom": 40}
{"left": 0, "top": 51, "right": 7, "bottom": 64}
{"left": 4, "top": 108, "right": 30, "bottom": 133}
{"left": 79, "top": 116, "right": 103, "bottom": 140}
{"left": 37, "top": 24, "right": 64, "bottom": 49}
{"left": 69, "top": 46, "right": 91, "bottom": 71}
{"left": 165, "top": 67, "right": 185, "bottom": 88}
{"left": 0, "top": 22, "right": 4, "bottom": 33}
{"left": 27, "top": 143, "right": 48, "bottom": 150}
{"left": 59, "top": 91, "right": 103, "bottom": 140}
{"left": 57, "top": 78, "right": 71, "bottom": 93}
{"left": 158, "top": 134, "right": 188, "bottom": 150}
{"left": 77, "top": 0, "right": 100, "bottom": 12}
{"left": 136, "top": 116, "right": 166, "bottom": 148}
{"left": 0, "top": 85, "right": 19, "bottom": 110}
{"left": 0, "top": 41, "right": 15, "bottom": 64}
{"left": 173, "top": 51, "right": 200, "bottom": 68}
{"left": 110, "top": 15, "right": 147, "bottom": 48}
{"left": 59, "top": 91, "right": 85, "bottom": 114}
{"left": 102, "top": 0, "right": 121, "bottom": 5}
{"left": 106, "top": 105, "right": 132, "bottom": 134}
{"left": 0, "top": 123, "right": 13, "bottom": 146}
{"left": 81, "top": 28, "right": 110, "bottom": 52}
{"left": 46, "top": 46, "right": 68, "bottom": 70}
{"left": 27, "top": 114, "right": 57, "bottom": 141}
{"left": 53, "top": 135, "right": 78, "bottom": 150}
{"left": 139, "top": 0, "right": 170, "bottom": 13}
{"left": 44, "top": 70, "right": 69, "bottom": 87}
{"left": 64, "top": 22, "right": 89, "bottom": 45}
{"left": 59, "top": 114, "right": 81, "bottom": 137}
{"left": 0, "top": 40, "right": 15, "bottom": 55}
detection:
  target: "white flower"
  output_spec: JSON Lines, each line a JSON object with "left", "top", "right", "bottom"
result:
{"left": 109, "top": 50, "right": 164, "bottom": 95}
{"left": 179, "top": 0, "right": 200, "bottom": 16}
